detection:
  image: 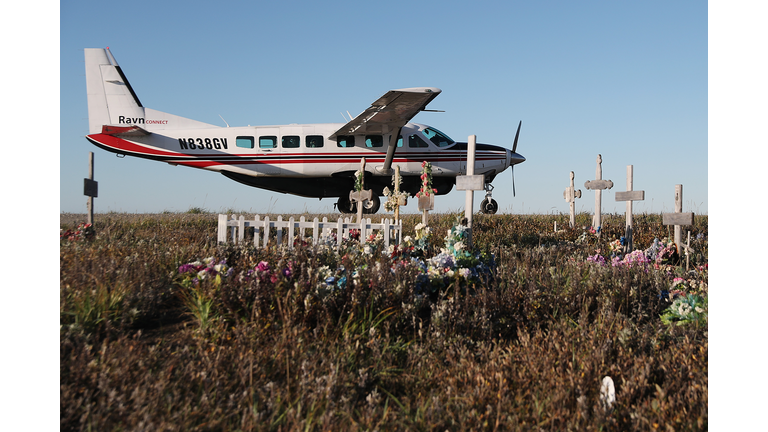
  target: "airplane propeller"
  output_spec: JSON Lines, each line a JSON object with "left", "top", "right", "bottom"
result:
{"left": 511, "top": 120, "right": 521, "bottom": 197}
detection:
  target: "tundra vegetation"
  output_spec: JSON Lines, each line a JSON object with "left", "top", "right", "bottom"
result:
{"left": 60, "top": 211, "right": 707, "bottom": 431}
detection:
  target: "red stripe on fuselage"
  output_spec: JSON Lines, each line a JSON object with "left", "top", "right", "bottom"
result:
{"left": 87, "top": 133, "right": 191, "bottom": 158}
{"left": 87, "top": 134, "right": 506, "bottom": 168}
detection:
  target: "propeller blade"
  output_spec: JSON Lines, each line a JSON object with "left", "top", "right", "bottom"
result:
{"left": 512, "top": 120, "right": 522, "bottom": 154}
{"left": 512, "top": 165, "right": 516, "bottom": 197}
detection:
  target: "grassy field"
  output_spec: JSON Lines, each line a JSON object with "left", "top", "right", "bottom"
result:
{"left": 60, "top": 211, "right": 708, "bottom": 431}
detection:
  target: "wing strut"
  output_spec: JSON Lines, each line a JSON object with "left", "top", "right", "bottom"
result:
{"left": 381, "top": 127, "right": 403, "bottom": 174}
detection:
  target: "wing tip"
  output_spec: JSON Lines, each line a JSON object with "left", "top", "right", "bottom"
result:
{"left": 392, "top": 87, "right": 442, "bottom": 94}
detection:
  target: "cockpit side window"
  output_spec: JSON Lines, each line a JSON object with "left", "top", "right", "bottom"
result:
{"left": 422, "top": 127, "right": 455, "bottom": 148}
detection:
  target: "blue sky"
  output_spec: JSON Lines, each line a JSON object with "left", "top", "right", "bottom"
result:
{"left": 58, "top": 0, "right": 708, "bottom": 216}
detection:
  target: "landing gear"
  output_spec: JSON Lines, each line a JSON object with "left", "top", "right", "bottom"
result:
{"left": 479, "top": 183, "right": 499, "bottom": 215}
{"left": 480, "top": 198, "right": 498, "bottom": 214}
{"left": 336, "top": 194, "right": 381, "bottom": 214}
{"left": 336, "top": 196, "right": 354, "bottom": 214}
{"left": 360, "top": 194, "right": 381, "bottom": 214}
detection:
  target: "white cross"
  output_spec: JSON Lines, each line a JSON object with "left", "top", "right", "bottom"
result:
{"left": 349, "top": 158, "right": 372, "bottom": 224}
{"left": 563, "top": 171, "right": 582, "bottom": 228}
{"left": 584, "top": 154, "right": 613, "bottom": 232}
{"left": 614, "top": 165, "right": 645, "bottom": 252}
{"left": 455, "top": 135, "right": 485, "bottom": 248}
{"left": 662, "top": 184, "right": 694, "bottom": 256}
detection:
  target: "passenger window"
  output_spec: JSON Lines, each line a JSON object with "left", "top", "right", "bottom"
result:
{"left": 365, "top": 135, "right": 384, "bottom": 148}
{"left": 259, "top": 136, "right": 277, "bottom": 149}
{"left": 236, "top": 136, "right": 254, "bottom": 149}
{"left": 409, "top": 134, "right": 429, "bottom": 148}
{"left": 306, "top": 135, "right": 324, "bottom": 148}
{"left": 337, "top": 135, "right": 355, "bottom": 148}
{"left": 282, "top": 135, "right": 300, "bottom": 148}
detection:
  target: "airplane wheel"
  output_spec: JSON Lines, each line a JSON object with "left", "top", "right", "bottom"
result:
{"left": 362, "top": 194, "right": 381, "bottom": 214}
{"left": 480, "top": 198, "right": 498, "bottom": 215}
{"left": 337, "top": 196, "right": 354, "bottom": 214}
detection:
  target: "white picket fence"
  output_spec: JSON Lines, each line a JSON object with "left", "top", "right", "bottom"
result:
{"left": 217, "top": 214, "right": 402, "bottom": 249}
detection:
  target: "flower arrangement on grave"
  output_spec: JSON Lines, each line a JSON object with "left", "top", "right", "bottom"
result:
{"left": 383, "top": 165, "right": 408, "bottom": 212}
{"left": 60, "top": 223, "right": 96, "bottom": 241}
{"left": 409, "top": 222, "right": 434, "bottom": 257}
{"left": 177, "top": 257, "right": 233, "bottom": 288}
{"left": 611, "top": 250, "right": 651, "bottom": 268}
{"left": 644, "top": 237, "right": 679, "bottom": 266}
{"left": 415, "top": 161, "right": 437, "bottom": 198}
{"left": 660, "top": 292, "right": 707, "bottom": 326}
{"left": 353, "top": 158, "right": 366, "bottom": 192}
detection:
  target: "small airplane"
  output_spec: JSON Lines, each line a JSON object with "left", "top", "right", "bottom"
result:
{"left": 84, "top": 48, "right": 525, "bottom": 214}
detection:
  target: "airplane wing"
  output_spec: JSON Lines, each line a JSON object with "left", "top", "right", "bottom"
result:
{"left": 329, "top": 87, "right": 441, "bottom": 139}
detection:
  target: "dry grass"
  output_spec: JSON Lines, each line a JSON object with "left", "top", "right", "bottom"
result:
{"left": 60, "top": 212, "right": 708, "bottom": 431}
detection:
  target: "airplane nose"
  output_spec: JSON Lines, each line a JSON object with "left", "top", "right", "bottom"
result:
{"left": 506, "top": 149, "right": 526, "bottom": 168}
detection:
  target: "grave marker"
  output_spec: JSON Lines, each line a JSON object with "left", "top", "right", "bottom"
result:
{"left": 349, "top": 158, "right": 372, "bottom": 224}
{"left": 455, "top": 134, "right": 485, "bottom": 248}
{"left": 614, "top": 165, "right": 645, "bottom": 252}
{"left": 563, "top": 171, "right": 582, "bottom": 228}
{"left": 416, "top": 161, "right": 436, "bottom": 226}
{"left": 662, "top": 184, "right": 694, "bottom": 255}
{"left": 584, "top": 154, "right": 613, "bottom": 232}
{"left": 83, "top": 152, "right": 98, "bottom": 225}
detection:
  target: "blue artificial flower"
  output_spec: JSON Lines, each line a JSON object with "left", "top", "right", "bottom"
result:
{"left": 325, "top": 276, "right": 336, "bottom": 285}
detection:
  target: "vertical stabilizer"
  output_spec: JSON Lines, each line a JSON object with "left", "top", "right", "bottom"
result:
{"left": 85, "top": 48, "right": 145, "bottom": 134}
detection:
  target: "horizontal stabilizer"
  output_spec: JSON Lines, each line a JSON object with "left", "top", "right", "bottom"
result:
{"left": 101, "top": 125, "right": 151, "bottom": 136}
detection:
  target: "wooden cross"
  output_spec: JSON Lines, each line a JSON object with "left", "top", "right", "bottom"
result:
{"left": 614, "top": 165, "right": 645, "bottom": 252}
{"left": 662, "top": 184, "right": 694, "bottom": 256}
{"left": 563, "top": 171, "right": 581, "bottom": 228}
{"left": 349, "top": 158, "right": 372, "bottom": 224}
{"left": 417, "top": 160, "right": 436, "bottom": 226}
{"left": 391, "top": 165, "right": 407, "bottom": 223}
{"left": 584, "top": 154, "right": 613, "bottom": 232}
{"left": 456, "top": 135, "right": 485, "bottom": 248}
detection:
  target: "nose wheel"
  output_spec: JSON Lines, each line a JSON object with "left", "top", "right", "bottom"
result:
{"left": 480, "top": 183, "right": 498, "bottom": 214}
{"left": 480, "top": 198, "right": 498, "bottom": 214}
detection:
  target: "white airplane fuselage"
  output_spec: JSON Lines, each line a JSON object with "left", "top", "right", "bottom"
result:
{"left": 84, "top": 48, "right": 525, "bottom": 213}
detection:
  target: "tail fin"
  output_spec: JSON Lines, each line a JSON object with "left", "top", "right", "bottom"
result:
{"left": 85, "top": 48, "right": 217, "bottom": 134}
{"left": 85, "top": 48, "right": 145, "bottom": 134}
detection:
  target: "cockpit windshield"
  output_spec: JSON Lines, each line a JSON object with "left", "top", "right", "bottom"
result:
{"left": 422, "top": 127, "right": 455, "bottom": 148}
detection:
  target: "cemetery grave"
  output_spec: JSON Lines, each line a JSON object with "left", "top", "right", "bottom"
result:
{"left": 61, "top": 144, "right": 707, "bottom": 430}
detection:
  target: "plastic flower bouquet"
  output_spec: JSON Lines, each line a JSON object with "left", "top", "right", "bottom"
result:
{"left": 660, "top": 294, "right": 707, "bottom": 326}
{"left": 415, "top": 161, "right": 437, "bottom": 198}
